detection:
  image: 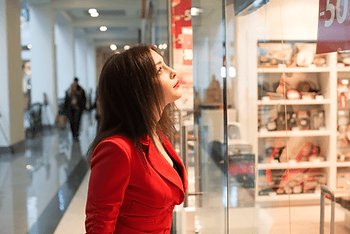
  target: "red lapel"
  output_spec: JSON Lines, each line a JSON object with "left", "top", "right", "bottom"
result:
{"left": 140, "top": 135, "right": 187, "bottom": 194}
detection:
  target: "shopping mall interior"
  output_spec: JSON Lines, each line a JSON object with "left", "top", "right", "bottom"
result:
{"left": 1, "top": 0, "right": 350, "bottom": 233}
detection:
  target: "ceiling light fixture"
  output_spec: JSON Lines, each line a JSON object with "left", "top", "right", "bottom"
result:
{"left": 88, "top": 8, "right": 99, "bottom": 17}
{"left": 90, "top": 12, "right": 99, "bottom": 17}
{"left": 100, "top": 26, "right": 107, "bottom": 31}
{"left": 88, "top": 8, "right": 97, "bottom": 14}
{"left": 191, "top": 7, "right": 203, "bottom": 16}
{"left": 110, "top": 44, "right": 117, "bottom": 51}
{"left": 124, "top": 45, "right": 130, "bottom": 50}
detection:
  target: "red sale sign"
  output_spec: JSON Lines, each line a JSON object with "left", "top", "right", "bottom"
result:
{"left": 316, "top": 0, "right": 350, "bottom": 54}
{"left": 182, "top": 27, "right": 193, "bottom": 65}
{"left": 173, "top": 0, "right": 192, "bottom": 49}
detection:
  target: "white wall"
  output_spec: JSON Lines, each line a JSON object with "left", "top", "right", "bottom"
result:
{"left": 30, "top": 5, "right": 56, "bottom": 125}
{"left": 55, "top": 24, "right": 75, "bottom": 99}
{"left": 74, "top": 33, "right": 88, "bottom": 92}
{"left": 86, "top": 41, "right": 97, "bottom": 99}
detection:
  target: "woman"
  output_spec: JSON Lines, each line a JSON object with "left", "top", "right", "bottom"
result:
{"left": 85, "top": 44, "right": 187, "bottom": 234}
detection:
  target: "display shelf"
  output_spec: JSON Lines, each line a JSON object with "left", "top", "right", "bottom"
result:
{"left": 257, "top": 161, "right": 330, "bottom": 170}
{"left": 256, "top": 193, "right": 320, "bottom": 202}
{"left": 258, "top": 99, "right": 331, "bottom": 106}
{"left": 253, "top": 42, "right": 337, "bottom": 203}
{"left": 336, "top": 162, "right": 350, "bottom": 167}
{"left": 258, "top": 130, "right": 331, "bottom": 138}
{"left": 336, "top": 60, "right": 350, "bottom": 205}
{"left": 337, "top": 66, "right": 350, "bottom": 72}
{"left": 257, "top": 67, "right": 331, "bottom": 73}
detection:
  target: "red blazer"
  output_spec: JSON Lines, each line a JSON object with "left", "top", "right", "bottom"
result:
{"left": 85, "top": 134, "right": 188, "bottom": 234}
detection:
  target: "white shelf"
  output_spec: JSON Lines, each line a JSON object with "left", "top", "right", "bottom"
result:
{"left": 336, "top": 162, "right": 350, "bottom": 167}
{"left": 256, "top": 193, "right": 320, "bottom": 202}
{"left": 337, "top": 66, "right": 350, "bottom": 72}
{"left": 257, "top": 67, "right": 331, "bottom": 73}
{"left": 257, "top": 161, "right": 330, "bottom": 170}
{"left": 258, "top": 99, "right": 331, "bottom": 105}
{"left": 258, "top": 130, "right": 331, "bottom": 138}
{"left": 253, "top": 46, "right": 349, "bottom": 204}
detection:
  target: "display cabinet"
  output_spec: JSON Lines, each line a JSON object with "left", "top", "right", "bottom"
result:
{"left": 336, "top": 55, "right": 350, "bottom": 194}
{"left": 253, "top": 41, "right": 341, "bottom": 203}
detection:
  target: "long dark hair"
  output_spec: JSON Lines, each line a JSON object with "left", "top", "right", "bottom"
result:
{"left": 87, "top": 44, "right": 176, "bottom": 160}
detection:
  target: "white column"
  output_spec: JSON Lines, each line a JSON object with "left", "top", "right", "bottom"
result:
{"left": 55, "top": 24, "right": 75, "bottom": 99}
{"left": 29, "top": 4, "right": 57, "bottom": 126}
{"left": 74, "top": 32, "right": 88, "bottom": 92}
{"left": 0, "top": 0, "right": 25, "bottom": 147}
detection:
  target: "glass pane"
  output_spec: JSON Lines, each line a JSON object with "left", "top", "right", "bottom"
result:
{"left": 173, "top": 0, "right": 350, "bottom": 233}
{"left": 226, "top": 0, "right": 347, "bottom": 233}
{"left": 192, "top": 0, "right": 228, "bottom": 233}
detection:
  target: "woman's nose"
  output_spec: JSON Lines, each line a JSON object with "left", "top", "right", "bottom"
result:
{"left": 169, "top": 67, "right": 176, "bottom": 78}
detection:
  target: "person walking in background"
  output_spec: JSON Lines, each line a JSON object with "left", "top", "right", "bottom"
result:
{"left": 85, "top": 44, "right": 187, "bottom": 233}
{"left": 64, "top": 77, "right": 86, "bottom": 141}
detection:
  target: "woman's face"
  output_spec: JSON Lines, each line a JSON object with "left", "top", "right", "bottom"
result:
{"left": 150, "top": 50, "right": 182, "bottom": 105}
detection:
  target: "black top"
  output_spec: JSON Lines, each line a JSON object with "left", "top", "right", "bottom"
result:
{"left": 172, "top": 158, "right": 183, "bottom": 180}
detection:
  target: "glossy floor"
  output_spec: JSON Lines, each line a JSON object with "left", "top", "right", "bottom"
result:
{"left": 1, "top": 112, "right": 349, "bottom": 234}
{"left": 0, "top": 112, "right": 96, "bottom": 234}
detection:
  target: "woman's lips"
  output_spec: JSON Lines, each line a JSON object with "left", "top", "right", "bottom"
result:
{"left": 173, "top": 80, "right": 180, "bottom": 88}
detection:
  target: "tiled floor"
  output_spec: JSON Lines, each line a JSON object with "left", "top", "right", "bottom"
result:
{"left": 1, "top": 112, "right": 349, "bottom": 234}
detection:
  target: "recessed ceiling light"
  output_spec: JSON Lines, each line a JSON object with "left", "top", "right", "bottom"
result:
{"left": 110, "top": 44, "right": 117, "bottom": 51}
{"left": 88, "top": 8, "right": 97, "bottom": 14}
{"left": 124, "top": 45, "right": 130, "bottom": 50}
{"left": 100, "top": 26, "right": 107, "bottom": 31}
{"left": 90, "top": 12, "right": 99, "bottom": 17}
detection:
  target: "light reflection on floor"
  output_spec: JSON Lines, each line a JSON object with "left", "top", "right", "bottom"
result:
{"left": 0, "top": 112, "right": 96, "bottom": 234}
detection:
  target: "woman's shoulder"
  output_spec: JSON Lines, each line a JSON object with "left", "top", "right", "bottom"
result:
{"left": 92, "top": 135, "right": 134, "bottom": 158}
{"left": 94, "top": 134, "right": 150, "bottom": 156}
{"left": 99, "top": 134, "right": 135, "bottom": 149}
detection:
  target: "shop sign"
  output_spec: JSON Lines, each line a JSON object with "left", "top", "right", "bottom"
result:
{"left": 316, "top": 0, "right": 350, "bottom": 54}
{"left": 182, "top": 27, "right": 193, "bottom": 65}
{"left": 173, "top": 0, "right": 192, "bottom": 49}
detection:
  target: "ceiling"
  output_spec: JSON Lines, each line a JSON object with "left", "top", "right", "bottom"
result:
{"left": 23, "top": 0, "right": 165, "bottom": 49}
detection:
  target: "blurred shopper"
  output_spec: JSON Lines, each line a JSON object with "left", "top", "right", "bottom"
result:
{"left": 85, "top": 44, "right": 187, "bottom": 233}
{"left": 64, "top": 77, "right": 86, "bottom": 140}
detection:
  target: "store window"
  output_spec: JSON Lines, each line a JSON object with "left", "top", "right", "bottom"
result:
{"left": 175, "top": 0, "right": 350, "bottom": 233}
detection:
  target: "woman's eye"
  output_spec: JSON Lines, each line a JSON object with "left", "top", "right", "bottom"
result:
{"left": 157, "top": 67, "right": 162, "bottom": 74}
